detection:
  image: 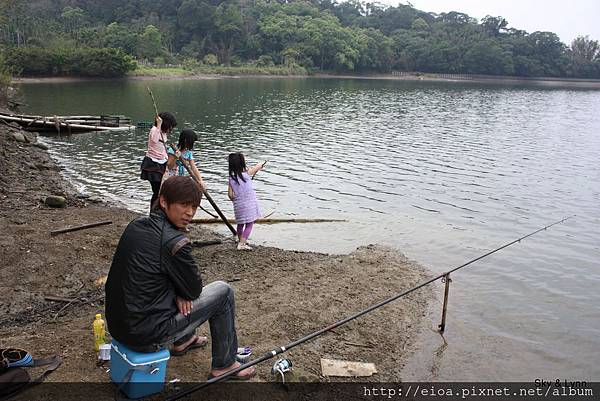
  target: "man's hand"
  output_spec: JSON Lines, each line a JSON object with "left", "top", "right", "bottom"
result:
{"left": 176, "top": 296, "right": 193, "bottom": 316}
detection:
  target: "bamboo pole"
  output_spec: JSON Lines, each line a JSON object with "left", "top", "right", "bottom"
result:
{"left": 147, "top": 87, "right": 159, "bottom": 116}
{"left": 191, "top": 218, "right": 346, "bottom": 224}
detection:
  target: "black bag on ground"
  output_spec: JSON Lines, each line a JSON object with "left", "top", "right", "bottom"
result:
{"left": 0, "top": 368, "right": 30, "bottom": 400}
{"left": 0, "top": 348, "right": 61, "bottom": 401}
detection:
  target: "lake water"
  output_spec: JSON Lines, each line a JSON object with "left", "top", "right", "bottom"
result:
{"left": 18, "top": 78, "right": 600, "bottom": 381}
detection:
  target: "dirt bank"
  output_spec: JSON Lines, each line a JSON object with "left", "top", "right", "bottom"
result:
{"left": 13, "top": 72, "right": 600, "bottom": 89}
{"left": 0, "top": 123, "right": 433, "bottom": 397}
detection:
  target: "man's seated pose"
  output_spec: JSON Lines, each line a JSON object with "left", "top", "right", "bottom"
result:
{"left": 105, "top": 176, "right": 255, "bottom": 380}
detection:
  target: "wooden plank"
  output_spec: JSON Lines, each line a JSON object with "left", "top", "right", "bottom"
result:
{"left": 320, "top": 358, "right": 378, "bottom": 377}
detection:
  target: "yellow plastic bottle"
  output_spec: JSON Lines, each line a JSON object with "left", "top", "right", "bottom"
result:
{"left": 93, "top": 313, "right": 106, "bottom": 351}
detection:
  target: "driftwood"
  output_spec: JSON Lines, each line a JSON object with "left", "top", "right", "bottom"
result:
{"left": 50, "top": 220, "right": 112, "bottom": 236}
{"left": 191, "top": 218, "right": 346, "bottom": 224}
{"left": 44, "top": 295, "right": 75, "bottom": 303}
{"left": 191, "top": 239, "right": 222, "bottom": 247}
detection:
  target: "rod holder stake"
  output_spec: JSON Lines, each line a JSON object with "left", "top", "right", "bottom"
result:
{"left": 438, "top": 273, "right": 452, "bottom": 333}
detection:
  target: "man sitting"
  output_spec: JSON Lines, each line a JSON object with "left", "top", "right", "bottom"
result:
{"left": 105, "top": 176, "right": 255, "bottom": 380}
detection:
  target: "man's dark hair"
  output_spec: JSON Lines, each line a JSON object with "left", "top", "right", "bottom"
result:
{"left": 158, "top": 176, "right": 202, "bottom": 208}
{"left": 156, "top": 111, "right": 177, "bottom": 132}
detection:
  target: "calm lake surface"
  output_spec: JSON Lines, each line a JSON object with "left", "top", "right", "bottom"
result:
{"left": 19, "top": 78, "right": 600, "bottom": 381}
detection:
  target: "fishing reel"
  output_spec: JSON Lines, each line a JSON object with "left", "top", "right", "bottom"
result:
{"left": 271, "top": 358, "right": 293, "bottom": 383}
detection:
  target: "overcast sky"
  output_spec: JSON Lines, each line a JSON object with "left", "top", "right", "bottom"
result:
{"left": 379, "top": 0, "right": 600, "bottom": 44}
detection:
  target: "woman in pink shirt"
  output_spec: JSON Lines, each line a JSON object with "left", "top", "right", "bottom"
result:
{"left": 140, "top": 112, "right": 177, "bottom": 208}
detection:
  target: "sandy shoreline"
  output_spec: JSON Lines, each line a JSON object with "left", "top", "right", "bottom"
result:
{"left": 0, "top": 119, "right": 433, "bottom": 396}
{"left": 12, "top": 72, "right": 600, "bottom": 89}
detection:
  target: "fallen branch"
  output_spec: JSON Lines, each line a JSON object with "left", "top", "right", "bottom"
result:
{"left": 53, "top": 283, "right": 85, "bottom": 320}
{"left": 343, "top": 341, "right": 373, "bottom": 349}
{"left": 44, "top": 295, "right": 75, "bottom": 303}
{"left": 191, "top": 239, "right": 222, "bottom": 247}
{"left": 50, "top": 220, "right": 112, "bottom": 236}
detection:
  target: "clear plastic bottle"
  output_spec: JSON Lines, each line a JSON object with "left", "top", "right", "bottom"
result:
{"left": 93, "top": 313, "right": 106, "bottom": 351}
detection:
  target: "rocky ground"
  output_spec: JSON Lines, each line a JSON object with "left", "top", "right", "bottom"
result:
{"left": 0, "top": 118, "right": 433, "bottom": 399}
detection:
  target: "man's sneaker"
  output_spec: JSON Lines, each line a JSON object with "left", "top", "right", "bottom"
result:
{"left": 237, "top": 347, "right": 252, "bottom": 362}
{"left": 237, "top": 243, "right": 252, "bottom": 251}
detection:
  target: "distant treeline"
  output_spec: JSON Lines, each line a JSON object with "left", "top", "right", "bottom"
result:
{"left": 1, "top": 0, "right": 599, "bottom": 78}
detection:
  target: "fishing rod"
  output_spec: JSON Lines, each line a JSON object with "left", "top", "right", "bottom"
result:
{"left": 165, "top": 215, "right": 574, "bottom": 401}
{"left": 146, "top": 87, "right": 237, "bottom": 236}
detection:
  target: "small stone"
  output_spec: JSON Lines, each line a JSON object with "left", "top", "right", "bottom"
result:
{"left": 32, "top": 142, "right": 48, "bottom": 150}
{"left": 22, "top": 132, "right": 34, "bottom": 143}
{"left": 11, "top": 132, "right": 26, "bottom": 143}
{"left": 45, "top": 195, "right": 67, "bottom": 208}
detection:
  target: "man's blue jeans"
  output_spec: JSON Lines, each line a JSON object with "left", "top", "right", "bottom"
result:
{"left": 131, "top": 281, "right": 239, "bottom": 370}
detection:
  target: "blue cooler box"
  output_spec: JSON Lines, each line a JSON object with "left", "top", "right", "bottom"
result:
{"left": 110, "top": 339, "right": 171, "bottom": 399}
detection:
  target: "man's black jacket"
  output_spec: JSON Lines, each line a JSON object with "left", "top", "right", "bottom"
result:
{"left": 105, "top": 209, "right": 203, "bottom": 347}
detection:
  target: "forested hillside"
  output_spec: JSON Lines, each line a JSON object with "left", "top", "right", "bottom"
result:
{"left": 1, "top": 0, "right": 599, "bottom": 78}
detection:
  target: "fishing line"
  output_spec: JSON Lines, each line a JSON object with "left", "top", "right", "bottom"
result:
{"left": 165, "top": 216, "right": 574, "bottom": 400}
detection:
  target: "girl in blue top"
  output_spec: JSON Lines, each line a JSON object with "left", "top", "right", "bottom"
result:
{"left": 166, "top": 129, "right": 206, "bottom": 189}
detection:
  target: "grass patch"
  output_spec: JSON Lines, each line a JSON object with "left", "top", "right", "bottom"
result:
{"left": 129, "top": 64, "right": 308, "bottom": 77}
{"left": 129, "top": 65, "right": 193, "bottom": 77}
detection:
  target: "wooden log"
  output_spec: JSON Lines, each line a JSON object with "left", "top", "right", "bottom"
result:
{"left": 191, "top": 218, "right": 346, "bottom": 224}
{"left": 50, "top": 220, "right": 112, "bottom": 236}
{"left": 191, "top": 239, "right": 223, "bottom": 247}
{"left": 44, "top": 295, "right": 75, "bottom": 303}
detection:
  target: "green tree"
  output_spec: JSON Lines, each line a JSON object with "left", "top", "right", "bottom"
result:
{"left": 481, "top": 16, "right": 508, "bottom": 37}
{"left": 176, "top": 0, "right": 215, "bottom": 50}
{"left": 464, "top": 39, "right": 514, "bottom": 75}
{"left": 137, "top": 25, "right": 164, "bottom": 60}
{"left": 528, "top": 31, "right": 568, "bottom": 76}
{"left": 568, "top": 35, "right": 600, "bottom": 78}
{"left": 104, "top": 23, "right": 139, "bottom": 54}
{"left": 354, "top": 28, "right": 394, "bottom": 71}
{"left": 212, "top": 3, "right": 244, "bottom": 65}
{"left": 61, "top": 6, "right": 87, "bottom": 40}
{"left": 411, "top": 18, "right": 430, "bottom": 37}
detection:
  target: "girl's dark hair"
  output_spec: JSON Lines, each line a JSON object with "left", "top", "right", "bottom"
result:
{"left": 178, "top": 129, "right": 198, "bottom": 151}
{"left": 228, "top": 152, "right": 247, "bottom": 184}
{"left": 158, "top": 176, "right": 202, "bottom": 208}
{"left": 155, "top": 111, "right": 177, "bottom": 132}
